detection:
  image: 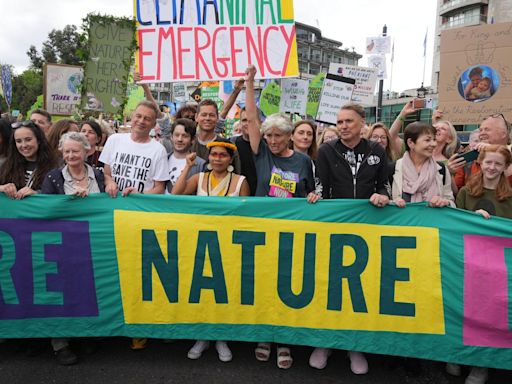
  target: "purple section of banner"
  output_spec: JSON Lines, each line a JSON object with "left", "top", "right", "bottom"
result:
{"left": 463, "top": 234, "right": 512, "bottom": 348}
{"left": 0, "top": 219, "right": 98, "bottom": 319}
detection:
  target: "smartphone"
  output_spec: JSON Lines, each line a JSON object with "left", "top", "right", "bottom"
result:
{"left": 412, "top": 98, "right": 425, "bottom": 109}
{"left": 458, "top": 149, "right": 479, "bottom": 162}
{"left": 412, "top": 98, "right": 433, "bottom": 109}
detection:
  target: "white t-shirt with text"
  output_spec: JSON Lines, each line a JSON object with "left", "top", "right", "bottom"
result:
{"left": 99, "top": 133, "right": 169, "bottom": 193}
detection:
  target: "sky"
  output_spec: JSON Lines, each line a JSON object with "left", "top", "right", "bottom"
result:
{"left": 0, "top": 0, "right": 437, "bottom": 93}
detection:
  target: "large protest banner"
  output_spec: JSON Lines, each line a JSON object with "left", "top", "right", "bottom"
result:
{"left": 81, "top": 15, "right": 137, "bottom": 114}
{"left": 1, "top": 194, "right": 512, "bottom": 370}
{"left": 439, "top": 22, "right": 512, "bottom": 124}
{"left": 135, "top": 0, "right": 299, "bottom": 82}
{"left": 43, "top": 64, "right": 83, "bottom": 116}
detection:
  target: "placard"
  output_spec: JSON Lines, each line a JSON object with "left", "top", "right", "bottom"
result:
{"left": 439, "top": 22, "right": 512, "bottom": 124}
{"left": 328, "top": 64, "right": 378, "bottom": 106}
{"left": 135, "top": 0, "right": 299, "bottom": 82}
{"left": 172, "top": 83, "right": 189, "bottom": 102}
{"left": 279, "top": 78, "right": 308, "bottom": 115}
{"left": 316, "top": 74, "right": 355, "bottom": 125}
{"left": 43, "top": 64, "right": 83, "bottom": 116}
{"left": 366, "top": 36, "right": 392, "bottom": 55}
{"left": 81, "top": 15, "right": 136, "bottom": 114}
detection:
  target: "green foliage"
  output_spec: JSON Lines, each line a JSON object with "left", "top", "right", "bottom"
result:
{"left": 27, "top": 25, "right": 86, "bottom": 70}
{"left": 10, "top": 70, "right": 43, "bottom": 116}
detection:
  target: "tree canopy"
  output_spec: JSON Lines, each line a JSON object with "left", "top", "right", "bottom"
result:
{"left": 27, "top": 25, "right": 85, "bottom": 71}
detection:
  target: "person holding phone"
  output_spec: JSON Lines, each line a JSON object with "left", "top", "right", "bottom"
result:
{"left": 454, "top": 113, "right": 511, "bottom": 189}
{"left": 446, "top": 145, "right": 512, "bottom": 384}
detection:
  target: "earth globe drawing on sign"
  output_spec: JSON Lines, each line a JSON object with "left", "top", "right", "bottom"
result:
{"left": 68, "top": 72, "right": 83, "bottom": 94}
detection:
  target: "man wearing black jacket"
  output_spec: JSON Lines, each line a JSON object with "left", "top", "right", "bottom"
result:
{"left": 316, "top": 104, "right": 390, "bottom": 206}
{"left": 310, "top": 104, "right": 390, "bottom": 374}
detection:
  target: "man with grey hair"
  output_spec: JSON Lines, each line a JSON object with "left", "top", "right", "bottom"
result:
{"left": 454, "top": 113, "right": 512, "bottom": 188}
{"left": 100, "top": 101, "right": 169, "bottom": 197}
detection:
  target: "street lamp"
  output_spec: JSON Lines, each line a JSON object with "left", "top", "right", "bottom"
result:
{"left": 416, "top": 82, "right": 427, "bottom": 98}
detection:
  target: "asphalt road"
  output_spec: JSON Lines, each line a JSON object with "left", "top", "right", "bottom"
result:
{"left": 0, "top": 338, "right": 510, "bottom": 384}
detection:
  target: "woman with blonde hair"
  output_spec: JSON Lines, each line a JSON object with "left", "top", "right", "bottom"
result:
{"left": 433, "top": 120, "right": 458, "bottom": 161}
{"left": 317, "top": 127, "right": 339, "bottom": 145}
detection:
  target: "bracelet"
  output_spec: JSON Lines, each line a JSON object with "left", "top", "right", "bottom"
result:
{"left": 398, "top": 115, "right": 405, "bottom": 123}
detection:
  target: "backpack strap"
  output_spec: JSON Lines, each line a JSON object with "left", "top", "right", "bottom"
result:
{"left": 436, "top": 161, "right": 447, "bottom": 185}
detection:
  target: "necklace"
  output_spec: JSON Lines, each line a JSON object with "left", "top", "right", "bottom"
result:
{"left": 207, "top": 171, "right": 232, "bottom": 196}
{"left": 70, "top": 166, "right": 87, "bottom": 182}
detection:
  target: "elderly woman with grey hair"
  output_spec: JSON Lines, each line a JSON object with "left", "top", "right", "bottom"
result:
{"left": 38, "top": 132, "right": 105, "bottom": 365}
{"left": 244, "top": 65, "right": 318, "bottom": 369}
{"left": 41, "top": 131, "right": 105, "bottom": 196}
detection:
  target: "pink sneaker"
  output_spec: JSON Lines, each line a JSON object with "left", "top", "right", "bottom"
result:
{"left": 348, "top": 351, "right": 368, "bottom": 374}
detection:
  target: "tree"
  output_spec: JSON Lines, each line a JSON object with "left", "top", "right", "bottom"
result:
{"left": 10, "top": 69, "right": 43, "bottom": 115}
{"left": 27, "top": 25, "right": 85, "bottom": 70}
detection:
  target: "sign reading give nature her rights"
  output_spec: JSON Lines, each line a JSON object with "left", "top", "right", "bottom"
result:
{"left": 135, "top": 0, "right": 299, "bottom": 82}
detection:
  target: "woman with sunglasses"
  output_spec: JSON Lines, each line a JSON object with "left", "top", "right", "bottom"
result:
{"left": 172, "top": 137, "right": 249, "bottom": 362}
{"left": 0, "top": 121, "right": 57, "bottom": 199}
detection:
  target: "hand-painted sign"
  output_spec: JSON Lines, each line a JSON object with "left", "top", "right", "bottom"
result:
{"left": 44, "top": 64, "right": 84, "bottom": 116}
{"left": 135, "top": 0, "right": 299, "bottom": 81}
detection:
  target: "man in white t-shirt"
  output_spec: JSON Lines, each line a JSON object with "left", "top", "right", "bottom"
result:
{"left": 100, "top": 101, "right": 169, "bottom": 196}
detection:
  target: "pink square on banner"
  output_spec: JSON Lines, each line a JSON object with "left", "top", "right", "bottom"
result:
{"left": 463, "top": 235, "right": 512, "bottom": 348}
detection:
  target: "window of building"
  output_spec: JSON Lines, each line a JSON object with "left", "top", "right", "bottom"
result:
{"left": 311, "top": 48, "right": 321, "bottom": 62}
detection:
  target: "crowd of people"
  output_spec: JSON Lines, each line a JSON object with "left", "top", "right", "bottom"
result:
{"left": 1, "top": 65, "right": 510, "bottom": 384}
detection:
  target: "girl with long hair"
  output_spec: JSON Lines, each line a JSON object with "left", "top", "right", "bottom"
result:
{"left": 0, "top": 121, "right": 57, "bottom": 199}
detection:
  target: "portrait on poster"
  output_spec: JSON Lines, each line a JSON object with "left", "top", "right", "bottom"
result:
{"left": 458, "top": 65, "right": 500, "bottom": 103}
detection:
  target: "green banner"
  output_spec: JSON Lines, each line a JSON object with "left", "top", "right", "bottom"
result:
{"left": 81, "top": 15, "right": 136, "bottom": 115}
{"left": 0, "top": 194, "right": 511, "bottom": 370}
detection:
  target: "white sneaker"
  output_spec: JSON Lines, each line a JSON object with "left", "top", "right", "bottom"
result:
{"left": 348, "top": 351, "right": 368, "bottom": 375}
{"left": 309, "top": 348, "right": 332, "bottom": 369}
{"left": 215, "top": 341, "right": 232, "bottom": 362}
{"left": 465, "top": 366, "right": 488, "bottom": 384}
{"left": 446, "top": 363, "right": 462, "bottom": 376}
{"left": 187, "top": 340, "right": 209, "bottom": 359}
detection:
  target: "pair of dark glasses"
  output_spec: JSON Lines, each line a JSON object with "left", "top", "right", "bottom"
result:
{"left": 11, "top": 120, "right": 38, "bottom": 129}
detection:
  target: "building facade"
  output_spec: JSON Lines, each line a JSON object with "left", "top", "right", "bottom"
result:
{"left": 296, "top": 22, "right": 362, "bottom": 78}
{"left": 432, "top": 0, "right": 512, "bottom": 93}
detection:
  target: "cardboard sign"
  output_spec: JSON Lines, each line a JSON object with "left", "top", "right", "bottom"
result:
{"left": 328, "top": 64, "right": 378, "bottom": 106}
{"left": 279, "top": 78, "right": 308, "bottom": 115}
{"left": 439, "top": 22, "right": 512, "bottom": 124}
{"left": 44, "top": 64, "right": 83, "bottom": 116}
{"left": 316, "top": 74, "right": 355, "bottom": 125}
{"left": 135, "top": 0, "right": 299, "bottom": 82}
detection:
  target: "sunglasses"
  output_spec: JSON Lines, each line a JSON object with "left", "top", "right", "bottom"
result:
{"left": 11, "top": 120, "right": 37, "bottom": 129}
{"left": 485, "top": 113, "right": 510, "bottom": 132}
